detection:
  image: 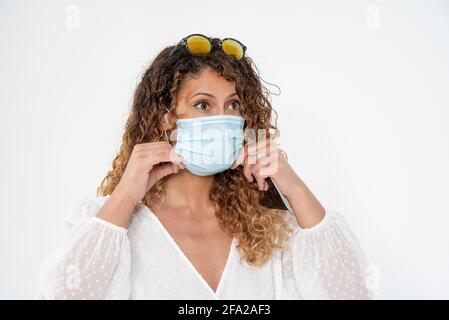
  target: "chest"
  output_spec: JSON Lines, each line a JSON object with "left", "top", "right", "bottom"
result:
{"left": 153, "top": 211, "right": 234, "bottom": 293}
{"left": 127, "top": 208, "right": 281, "bottom": 299}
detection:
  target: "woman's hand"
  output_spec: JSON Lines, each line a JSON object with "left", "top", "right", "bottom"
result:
{"left": 230, "top": 138, "right": 295, "bottom": 197}
{"left": 97, "top": 142, "right": 184, "bottom": 228}
{"left": 231, "top": 138, "right": 325, "bottom": 228}
{"left": 115, "top": 142, "right": 184, "bottom": 204}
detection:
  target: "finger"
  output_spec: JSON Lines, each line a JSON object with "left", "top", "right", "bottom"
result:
{"left": 251, "top": 163, "right": 268, "bottom": 191}
{"left": 141, "top": 150, "right": 183, "bottom": 169}
{"left": 258, "top": 154, "right": 271, "bottom": 166}
{"left": 247, "top": 137, "right": 267, "bottom": 151}
{"left": 257, "top": 152, "right": 279, "bottom": 176}
{"left": 168, "top": 148, "right": 184, "bottom": 163}
{"left": 148, "top": 163, "right": 180, "bottom": 185}
{"left": 257, "top": 138, "right": 278, "bottom": 161}
{"left": 151, "top": 146, "right": 183, "bottom": 161}
{"left": 264, "top": 180, "right": 269, "bottom": 191}
{"left": 246, "top": 139, "right": 261, "bottom": 161}
{"left": 243, "top": 162, "right": 253, "bottom": 183}
{"left": 245, "top": 138, "right": 273, "bottom": 166}
{"left": 134, "top": 144, "right": 174, "bottom": 160}
{"left": 267, "top": 139, "right": 279, "bottom": 158}
{"left": 246, "top": 138, "right": 268, "bottom": 156}
{"left": 136, "top": 143, "right": 184, "bottom": 163}
{"left": 231, "top": 146, "right": 246, "bottom": 169}
{"left": 133, "top": 142, "right": 172, "bottom": 152}
{"left": 253, "top": 172, "right": 266, "bottom": 191}
{"left": 154, "top": 145, "right": 184, "bottom": 163}
{"left": 135, "top": 143, "right": 173, "bottom": 155}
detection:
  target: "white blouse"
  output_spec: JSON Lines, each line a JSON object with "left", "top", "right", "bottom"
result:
{"left": 36, "top": 195, "right": 373, "bottom": 300}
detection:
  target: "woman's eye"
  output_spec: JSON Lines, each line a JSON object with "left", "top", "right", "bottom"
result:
{"left": 229, "top": 101, "right": 241, "bottom": 111}
{"left": 194, "top": 101, "right": 209, "bottom": 110}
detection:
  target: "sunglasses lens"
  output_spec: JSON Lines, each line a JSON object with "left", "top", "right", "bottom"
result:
{"left": 186, "top": 35, "right": 212, "bottom": 55}
{"left": 222, "top": 39, "right": 244, "bottom": 60}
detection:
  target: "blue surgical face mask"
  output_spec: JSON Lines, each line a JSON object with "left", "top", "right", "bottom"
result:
{"left": 173, "top": 115, "right": 245, "bottom": 176}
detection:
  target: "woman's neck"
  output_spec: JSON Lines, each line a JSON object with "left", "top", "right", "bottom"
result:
{"left": 155, "top": 169, "right": 215, "bottom": 217}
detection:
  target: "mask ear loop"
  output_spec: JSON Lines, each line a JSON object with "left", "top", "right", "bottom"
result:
{"left": 162, "top": 105, "right": 172, "bottom": 143}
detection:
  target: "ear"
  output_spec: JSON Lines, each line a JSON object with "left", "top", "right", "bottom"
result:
{"left": 161, "top": 111, "right": 170, "bottom": 131}
{"left": 161, "top": 109, "right": 176, "bottom": 131}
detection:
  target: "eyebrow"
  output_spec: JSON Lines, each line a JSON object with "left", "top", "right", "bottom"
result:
{"left": 189, "top": 92, "right": 239, "bottom": 100}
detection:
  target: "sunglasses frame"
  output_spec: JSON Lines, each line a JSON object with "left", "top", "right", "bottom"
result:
{"left": 169, "top": 33, "right": 247, "bottom": 60}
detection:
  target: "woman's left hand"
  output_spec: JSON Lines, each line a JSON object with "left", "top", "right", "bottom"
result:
{"left": 231, "top": 137, "right": 326, "bottom": 228}
{"left": 230, "top": 137, "right": 300, "bottom": 199}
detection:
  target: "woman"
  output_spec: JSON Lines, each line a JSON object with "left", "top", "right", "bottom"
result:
{"left": 37, "top": 34, "right": 372, "bottom": 300}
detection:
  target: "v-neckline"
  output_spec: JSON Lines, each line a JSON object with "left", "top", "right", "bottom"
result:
{"left": 140, "top": 204, "right": 236, "bottom": 298}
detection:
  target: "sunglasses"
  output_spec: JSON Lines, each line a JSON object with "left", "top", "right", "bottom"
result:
{"left": 169, "top": 33, "right": 247, "bottom": 60}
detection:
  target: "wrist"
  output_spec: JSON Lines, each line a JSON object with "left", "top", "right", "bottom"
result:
{"left": 97, "top": 188, "right": 137, "bottom": 228}
{"left": 111, "top": 187, "right": 139, "bottom": 207}
{"left": 282, "top": 175, "right": 307, "bottom": 201}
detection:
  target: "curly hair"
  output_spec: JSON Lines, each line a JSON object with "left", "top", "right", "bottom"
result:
{"left": 97, "top": 36, "right": 292, "bottom": 266}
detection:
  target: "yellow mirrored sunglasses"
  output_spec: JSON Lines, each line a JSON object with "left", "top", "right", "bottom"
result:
{"left": 169, "top": 34, "right": 247, "bottom": 60}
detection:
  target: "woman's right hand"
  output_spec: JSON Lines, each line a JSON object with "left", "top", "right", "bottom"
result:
{"left": 97, "top": 142, "right": 184, "bottom": 227}
{"left": 115, "top": 142, "right": 184, "bottom": 204}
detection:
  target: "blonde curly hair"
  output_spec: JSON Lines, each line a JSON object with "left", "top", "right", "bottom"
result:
{"left": 97, "top": 37, "right": 292, "bottom": 266}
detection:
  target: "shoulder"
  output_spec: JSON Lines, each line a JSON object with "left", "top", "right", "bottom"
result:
{"left": 64, "top": 195, "right": 111, "bottom": 227}
{"left": 283, "top": 208, "right": 350, "bottom": 235}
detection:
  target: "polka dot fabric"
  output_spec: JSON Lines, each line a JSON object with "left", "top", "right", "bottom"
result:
{"left": 36, "top": 196, "right": 373, "bottom": 300}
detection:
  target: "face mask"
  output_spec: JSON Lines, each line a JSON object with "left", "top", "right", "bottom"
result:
{"left": 173, "top": 115, "right": 245, "bottom": 176}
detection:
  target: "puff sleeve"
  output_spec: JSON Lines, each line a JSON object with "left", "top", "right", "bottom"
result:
{"left": 36, "top": 197, "right": 131, "bottom": 300}
{"left": 282, "top": 210, "right": 373, "bottom": 300}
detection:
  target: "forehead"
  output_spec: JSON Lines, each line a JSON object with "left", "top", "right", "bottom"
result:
{"left": 178, "top": 68, "right": 236, "bottom": 100}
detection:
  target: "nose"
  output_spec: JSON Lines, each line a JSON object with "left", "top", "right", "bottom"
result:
{"left": 215, "top": 108, "right": 226, "bottom": 116}
{"left": 211, "top": 103, "right": 232, "bottom": 116}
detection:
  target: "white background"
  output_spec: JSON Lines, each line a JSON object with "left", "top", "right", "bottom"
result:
{"left": 1, "top": 0, "right": 448, "bottom": 299}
